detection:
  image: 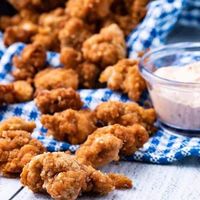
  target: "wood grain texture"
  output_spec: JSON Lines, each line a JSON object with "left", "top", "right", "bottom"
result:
{"left": 6, "top": 157, "right": 200, "bottom": 200}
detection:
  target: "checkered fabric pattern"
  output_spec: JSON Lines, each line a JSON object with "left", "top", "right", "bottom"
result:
{"left": 0, "top": 0, "right": 200, "bottom": 164}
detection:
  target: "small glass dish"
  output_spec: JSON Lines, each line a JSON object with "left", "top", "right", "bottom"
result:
{"left": 139, "top": 42, "right": 200, "bottom": 136}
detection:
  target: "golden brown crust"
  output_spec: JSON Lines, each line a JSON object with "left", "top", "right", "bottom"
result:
{"left": 60, "top": 47, "right": 83, "bottom": 69}
{"left": 66, "top": 0, "right": 114, "bottom": 22}
{"left": 0, "top": 81, "right": 33, "bottom": 104}
{"left": 21, "top": 152, "right": 130, "bottom": 199}
{"left": 59, "top": 17, "right": 92, "bottom": 50}
{"left": 41, "top": 109, "right": 97, "bottom": 144}
{"left": 0, "top": 117, "right": 36, "bottom": 133}
{"left": 95, "top": 101, "right": 156, "bottom": 134}
{"left": 12, "top": 43, "right": 46, "bottom": 81}
{"left": 3, "top": 22, "right": 38, "bottom": 46}
{"left": 99, "top": 59, "right": 146, "bottom": 101}
{"left": 0, "top": 130, "right": 45, "bottom": 177}
{"left": 76, "top": 124, "right": 149, "bottom": 168}
{"left": 82, "top": 24, "right": 126, "bottom": 68}
{"left": 108, "top": 173, "right": 133, "bottom": 189}
{"left": 35, "top": 88, "right": 83, "bottom": 114}
{"left": 34, "top": 68, "right": 79, "bottom": 91}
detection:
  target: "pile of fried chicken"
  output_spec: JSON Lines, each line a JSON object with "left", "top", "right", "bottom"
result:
{"left": 0, "top": 0, "right": 156, "bottom": 200}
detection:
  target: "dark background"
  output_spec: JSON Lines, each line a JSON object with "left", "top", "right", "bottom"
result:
{"left": 0, "top": 0, "right": 16, "bottom": 15}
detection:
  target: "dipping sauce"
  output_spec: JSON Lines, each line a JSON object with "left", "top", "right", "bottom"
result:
{"left": 149, "top": 62, "right": 200, "bottom": 130}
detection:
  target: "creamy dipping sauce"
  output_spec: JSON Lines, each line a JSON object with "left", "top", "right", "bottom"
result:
{"left": 149, "top": 62, "right": 200, "bottom": 130}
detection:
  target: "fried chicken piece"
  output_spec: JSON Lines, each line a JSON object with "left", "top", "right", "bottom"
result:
{"left": 0, "top": 117, "right": 36, "bottom": 133}
{"left": 77, "top": 133, "right": 123, "bottom": 168}
{"left": 59, "top": 17, "right": 92, "bottom": 50}
{"left": 35, "top": 88, "right": 83, "bottom": 114}
{"left": 20, "top": 152, "right": 132, "bottom": 200}
{"left": 34, "top": 68, "right": 79, "bottom": 91}
{"left": 76, "top": 124, "right": 149, "bottom": 168}
{"left": 99, "top": 59, "right": 146, "bottom": 101}
{"left": 41, "top": 109, "right": 97, "bottom": 144}
{"left": 13, "top": 43, "right": 47, "bottom": 81}
{"left": 95, "top": 101, "right": 156, "bottom": 134}
{"left": 108, "top": 173, "right": 133, "bottom": 189}
{"left": 66, "top": 0, "right": 114, "bottom": 22}
{"left": 59, "top": 18, "right": 92, "bottom": 68}
{"left": 0, "top": 81, "right": 33, "bottom": 104}
{"left": 0, "top": 15, "right": 21, "bottom": 31}
{"left": 32, "top": 27, "right": 60, "bottom": 52}
{"left": 82, "top": 24, "right": 126, "bottom": 68}
{"left": 8, "top": 0, "right": 66, "bottom": 12}
{"left": 60, "top": 47, "right": 83, "bottom": 69}
{"left": 0, "top": 130, "right": 45, "bottom": 177}
{"left": 38, "top": 8, "right": 68, "bottom": 30}
{"left": 3, "top": 21, "right": 38, "bottom": 46}
{"left": 76, "top": 62, "right": 100, "bottom": 88}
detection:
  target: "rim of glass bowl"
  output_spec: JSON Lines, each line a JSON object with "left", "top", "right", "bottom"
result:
{"left": 139, "top": 42, "right": 200, "bottom": 88}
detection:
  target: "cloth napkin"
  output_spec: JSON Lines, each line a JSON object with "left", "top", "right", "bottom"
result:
{"left": 0, "top": 0, "right": 200, "bottom": 164}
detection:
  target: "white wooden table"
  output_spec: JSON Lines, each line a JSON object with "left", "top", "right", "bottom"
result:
{"left": 1, "top": 25, "right": 200, "bottom": 200}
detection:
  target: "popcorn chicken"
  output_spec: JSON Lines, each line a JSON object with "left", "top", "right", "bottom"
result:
{"left": 3, "top": 22, "right": 38, "bottom": 46}
{"left": 60, "top": 47, "right": 83, "bottom": 69}
{"left": 66, "top": 0, "right": 114, "bottom": 21}
{"left": 82, "top": 24, "right": 126, "bottom": 68}
{"left": 35, "top": 88, "right": 83, "bottom": 114}
{"left": 34, "top": 68, "right": 79, "bottom": 91}
{"left": 0, "top": 130, "right": 45, "bottom": 177}
{"left": 76, "top": 124, "right": 149, "bottom": 168}
{"left": 59, "top": 17, "right": 92, "bottom": 50}
{"left": 99, "top": 59, "right": 146, "bottom": 101}
{"left": 20, "top": 152, "right": 132, "bottom": 199}
{"left": 95, "top": 101, "right": 156, "bottom": 134}
{"left": 0, "top": 81, "right": 33, "bottom": 104}
{"left": 31, "top": 27, "right": 60, "bottom": 52}
{"left": 0, "top": 117, "right": 36, "bottom": 133}
{"left": 41, "top": 109, "right": 97, "bottom": 144}
{"left": 13, "top": 43, "right": 46, "bottom": 81}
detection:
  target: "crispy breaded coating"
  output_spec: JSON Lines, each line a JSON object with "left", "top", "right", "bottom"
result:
{"left": 95, "top": 101, "right": 156, "bottom": 134}
{"left": 59, "top": 17, "right": 92, "bottom": 50}
{"left": 35, "top": 88, "right": 83, "bottom": 114}
{"left": 32, "top": 27, "right": 60, "bottom": 52}
{"left": 66, "top": 0, "right": 114, "bottom": 21}
{"left": 76, "top": 124, "right": 149, "bottom": 168}
{"left": 34, "top": 68, "right": 79, "bottom": 91}
{"left": 0, "top": 15, "right": 21, "bottom": 31}
{"left": 60, "top": 47, "right": 82, "bottom": 69}
{"left": 41, "top": 109, "right": 97, "bottom": 144}
{"left": 0, "top": 81, "right": 33, "bottom": 104}
{"left": 20, "top": 152, "right": 132, "bottom": 200}
{"left": 0, "top": 117, "right": 36, "bottom": 133}
{"left": 99, "top": 59, "right": 146, "bottom": 101}
{"left": 38, "top": 8, "right": 68, "bottom": 30}
{"left": 8, "top": 0, "right": 66, "bottom": 12}
{"left": 76, "top": 133, "right": 123, "bottom": 168}
{"left": 82, "top": 24, "right": 126, "bottom": 68}
{"left": 108, "top": 173, "right": 133, "bottom": 189}
{"left": 3, "top": 22, "right": 38, "bottom": 46}
{"left": 77, "top": 62, "right": 100, "bottom": 88}
{"left": 12, "top": 43, "right": 46, "bottom": 81}
{"left": 0, "top": 130, "right": 45, "bottom": 177}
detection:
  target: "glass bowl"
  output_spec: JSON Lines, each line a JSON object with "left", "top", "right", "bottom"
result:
{"left": 139, "top": 42, "right": 200, "bottom": 136}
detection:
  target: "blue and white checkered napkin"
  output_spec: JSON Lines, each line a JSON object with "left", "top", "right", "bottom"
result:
{"left": 1, "top": 0, "right": 200, "bottom": 164}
